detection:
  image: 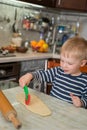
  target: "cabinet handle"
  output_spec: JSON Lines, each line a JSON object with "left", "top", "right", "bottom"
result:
{"left": 58, "top": 0, "right": 61, "bottom": 5}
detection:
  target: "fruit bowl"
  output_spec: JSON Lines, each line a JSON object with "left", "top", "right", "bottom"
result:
{"left": 31, "top": 46, "right": 40, "bottom": 52}
{"left": 30, "top": 40, "right": 49, "bottom": 53}
{"left": 1, "top": 45, "right": 16, "bottom": 53}
{"left": 16, "top": 47, "right": 28, "bottom": 53}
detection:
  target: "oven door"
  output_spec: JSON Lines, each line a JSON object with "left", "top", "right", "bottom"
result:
{"left": 0, "top": 62, "right": 20, "bottom": 90}
{"left": 0, "top": 79, "right": 18, "bottom": 90}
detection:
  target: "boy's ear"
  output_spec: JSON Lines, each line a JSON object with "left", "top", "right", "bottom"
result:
{"left": 81, "top": 60, "right": 87, "bottom": 67}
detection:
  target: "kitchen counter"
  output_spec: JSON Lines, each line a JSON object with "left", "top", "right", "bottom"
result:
{"left": 0, "top": 87, "right": 87, "bottom": 130}
{"left": 0, "top": 49, "right": 60, "bottom": 63}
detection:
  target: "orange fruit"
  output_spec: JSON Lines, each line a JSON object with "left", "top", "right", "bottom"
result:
{"left": 30, "top": 41, "right": 38, "bottom": 48}
{"left": 39, "top": 39, "right": 45, "bottom": 44}
{"left": 37, "top": 39, "right": 46, "bottom": 47}
{"left": 38, "top": 47, "right": 44, "bottom": 52}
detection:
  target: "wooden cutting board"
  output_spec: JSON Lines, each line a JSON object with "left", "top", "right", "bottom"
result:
{"left": 16, "top": 93, "right": 52, "bottom": 116}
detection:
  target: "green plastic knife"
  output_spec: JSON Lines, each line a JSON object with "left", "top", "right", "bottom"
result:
{"left": 23, "top": 85, "right": 30, "bottom": 105}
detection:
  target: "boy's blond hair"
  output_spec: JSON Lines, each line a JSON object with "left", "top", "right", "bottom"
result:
{"left": 61, "top": 36, "right": 87, "bottom": 60}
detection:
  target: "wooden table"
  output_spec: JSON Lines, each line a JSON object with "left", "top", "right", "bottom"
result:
{"left": 0, "top": 87, "right": 87, "bottom": 130}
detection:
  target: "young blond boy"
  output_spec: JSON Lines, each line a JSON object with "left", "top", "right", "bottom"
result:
{"left": 19, "top": 36, "right": 87, "bottom": 108}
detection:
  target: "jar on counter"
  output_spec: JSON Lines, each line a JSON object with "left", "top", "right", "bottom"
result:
{"left": 11, "top": 33, "right": 22, "bottom": 47}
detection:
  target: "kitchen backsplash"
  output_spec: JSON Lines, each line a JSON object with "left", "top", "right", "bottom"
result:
{"left": 0, "top": 0, "right": 87, "bottom": 48}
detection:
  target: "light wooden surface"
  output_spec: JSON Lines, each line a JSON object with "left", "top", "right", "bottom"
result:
{"left": 0, "top": 87, "right": 87, "bottom": 130}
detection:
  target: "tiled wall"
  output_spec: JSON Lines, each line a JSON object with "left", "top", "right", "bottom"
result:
{"left": 0, "top": 0, "right": 87, "bottom": 46}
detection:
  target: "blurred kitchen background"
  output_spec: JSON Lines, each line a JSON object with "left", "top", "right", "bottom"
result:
{"left": 0, "top": 0, "right": 87, "bottom": 54}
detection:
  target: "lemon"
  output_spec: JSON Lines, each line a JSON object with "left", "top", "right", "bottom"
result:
{"left": 38, "top": 43, "right": 49, "bottom": 52}
{"left": 43, "top": 43, "right": 48, "bottom": 49}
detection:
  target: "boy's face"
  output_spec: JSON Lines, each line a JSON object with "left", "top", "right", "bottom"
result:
{"left": 60, "top": 53, "right": 84, "bottom": 76}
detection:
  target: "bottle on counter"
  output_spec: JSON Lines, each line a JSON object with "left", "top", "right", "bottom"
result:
{"left": 61, "top": 34, "right": 69, "bottom": 45}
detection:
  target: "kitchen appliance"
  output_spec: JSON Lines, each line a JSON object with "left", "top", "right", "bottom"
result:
{"left": 0, "top": 62, "right": 20, "bottom": 90}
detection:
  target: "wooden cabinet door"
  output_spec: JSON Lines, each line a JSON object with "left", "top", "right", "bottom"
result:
{"left": 56, "top": 0, "right": 86, "bottom": 11}
{"left": 47, "top": 59, "right": 60, "bottom": 69}
{"left": 85, "top": 1, "right": 87, "bottom": 11}
{"left": 80, "top": 64, "right": 87, "bottom": 73}
{"left": 20, "top": 0, "right": 56, "bottom": 7}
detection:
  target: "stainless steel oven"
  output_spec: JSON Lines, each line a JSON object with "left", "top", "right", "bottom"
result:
{"left": 0, "top": 62, "right": 20, "bottom": 90}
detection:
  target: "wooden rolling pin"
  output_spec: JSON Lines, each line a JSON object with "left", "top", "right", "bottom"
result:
{"left": 0, "top": 90, "right": 22, "bottom": 129}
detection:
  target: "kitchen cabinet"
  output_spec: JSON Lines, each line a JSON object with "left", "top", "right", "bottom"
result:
{"left": 47, "top": 59, "right": 60, "bottom": 69}
{"left": 80, "top": 64, "right": 87, "bottom": 73}
{"left": 56, "top": 0, "right": 87, "bottom": 11}
{"left": 20, "top": 0, "right": 56, "bottom": 8}
{"left": 85, "top": 1, "right": 87, "bottom": 11}
{"left": 46, "top": 58, "right": 87, "bottom": 95}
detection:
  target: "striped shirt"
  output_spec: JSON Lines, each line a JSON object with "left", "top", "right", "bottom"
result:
{"left": 32, "top": 67, "right": 87, "bottom": 108}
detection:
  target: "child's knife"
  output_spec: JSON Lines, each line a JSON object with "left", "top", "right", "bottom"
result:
{"left": 23, "top": 85, "right": 31, "bottom": 105}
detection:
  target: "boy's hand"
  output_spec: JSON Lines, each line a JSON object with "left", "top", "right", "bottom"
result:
{"left": 70, "top": 93, "right": 83, "bottom": 107}
{"left": 19, "top": 73, "right": 33, "bottom": 88}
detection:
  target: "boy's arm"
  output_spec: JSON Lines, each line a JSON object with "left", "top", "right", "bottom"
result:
{"left": 32, "top": 67, "right": 58, "bottom": 83}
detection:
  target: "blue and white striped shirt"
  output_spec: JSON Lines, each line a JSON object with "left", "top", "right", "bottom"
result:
{"left": 32, "top": 67, "right": 87, "bottom": 108}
